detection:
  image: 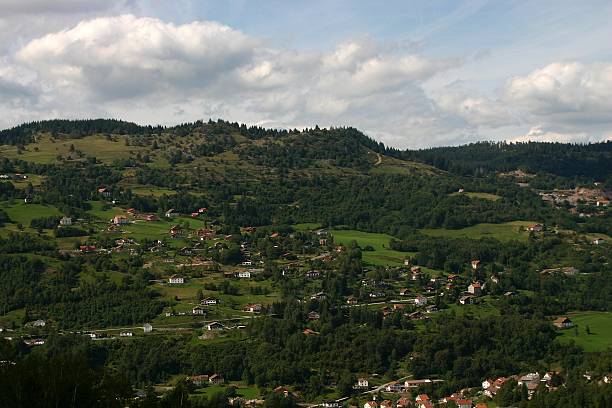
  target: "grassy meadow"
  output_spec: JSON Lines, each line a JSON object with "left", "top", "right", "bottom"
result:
{"left": 421, "top": 221, "right": 535, "bottom": 242}
{"left": 557, "top": 311, "right": 612, "bottom": 352}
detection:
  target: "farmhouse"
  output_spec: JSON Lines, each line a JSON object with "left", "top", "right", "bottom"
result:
{"left": 209, "top": 374, "right": 224, "bottom": 384}
{"left": 165, "top": 209, "right": 179, "bottom": 218}
{"left": 243, "top": 303, "right": 262, "bottom": 313}
{"left": 59, "top": 216, "right": 72, "bottom": 226}
{"left": 414, "top": 295, "right": 428, "bottom": 307}
{"left": 553, "top": 316, "right": 574, "bottom": 329}
{"left": 143, "top": 323, "right": 153, "bottom": 333}
{"left": 201, "top": 297, "right": 219, "bottom": 306}
{"left": 192, "top": 306, "right": 205, "bottom": 315}
{"left": 468, "top": 282, "right": 482, "bottom": 295}
{"left": 356, "top": 378, "right": 369, "bottom": 388}
{"left": 169, "top": 225, "right": 184, "bottom": 238}
{"left": 189, "top": 375, "right": 209, "bottom": 386}
{"left": 206, "top": 322, "right": 225, "bottom": 331}
{"left": 459, "top": 295, "right": 475, "bottom": 305}
{"left": 112, "top": 215, "right": 129, "bottom": 226}
{"left": 168, "top": 275, "right": 184, "bottom": 284}
{"left": 237, "top": 270, "right": 253, "bottom": 278}
{"left": 528, "top": 223, "right": 543, "bottom": 232}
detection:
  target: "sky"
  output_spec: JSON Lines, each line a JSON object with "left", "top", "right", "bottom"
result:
{"left": 0, "top": 0, "right": 611, "bottom": 148}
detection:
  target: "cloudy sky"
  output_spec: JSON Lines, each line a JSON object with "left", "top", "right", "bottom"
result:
{"left": 1, "top": 0, "right": 611, "bottom": 148}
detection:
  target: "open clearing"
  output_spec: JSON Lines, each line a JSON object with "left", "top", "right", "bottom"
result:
{"left": 450, "top": 191, "right": 502, "bottom": 201}
{"left": 330, "top": 229, "right": 411, "bottom": 266}
{"left": 420, "top": 221, "right": 535, "bottom": 242}
{"left": 557, "top": 311, "right": 612, "bottom": 352}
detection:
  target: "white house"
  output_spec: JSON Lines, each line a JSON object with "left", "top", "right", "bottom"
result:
{"left": 206, "top": 322, "right": 225, "bottom": 331}
{"left": 143, "top": 323, "right": 153, "bottom": 333}
{"left": 59, "top": 216, "right": 72, "bottom": 226}
{"left": 237, "top": 271, "right": 252, "bottom": 278}
{"left": 414, "top": 295, "right": 428, "bottom": 307}
{"left": 192, "top": 306, "right": 205, "bottom": 315}
{"left": 364, "top": 401, "right": 378, "bottom": 408}
{"left": 357, "top": 378, "right": 369, "bottom": 388}
{"left": 168, "top": 275, "right": 184, "bottom": 284}
{"left": 120, "top": 331, "right": 133, "bottom": 337}
{"left": 201, "top": 297, "right": 219, "bottom": 306}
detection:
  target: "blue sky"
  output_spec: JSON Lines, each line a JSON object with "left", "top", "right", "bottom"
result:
{"left": 0, "top": 0, "right": 611, "bottom": 147}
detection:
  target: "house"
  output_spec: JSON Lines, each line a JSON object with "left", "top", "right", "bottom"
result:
{"left": 322, "top": 401, "right": 341, "bottom": 408}
{"left": 415, "top": 395, "right": 429, "bottom": 403}
{"left": 408, "top": 311, "right": 426, "bottom": 320}
{"left": 145, "top": 214, "right": 159, "bottom": 222}
{"left": 475, "top": 404, "right": 488, "bottom": 408}
{"left": 380, "top": 400, "right": 393, "bottom": 408}
{"left": 191, "top": 212, "right": 200, "bottom": 218}
{"left": 59, "top": 216, "right": 72, "bottom": 226}
{"left": 346, "top": 296, "right": 358, "bottom": 305}
{"left": 113, "top": 215, "right": 129, "bottom": 226}
{"left": 385, "top": 382, "right": 403, "bottom": 393}
{"left": 593, "top": 237, "right": 605, "bottom": 245}
{"left": 396, "top": 397, "right": 412, "bottom": 408}
{"left": 197, "top": 228, "right": 216, "bottom": 239}
{"left": 169, "top": 225, "right": 184, "bottom": 238}
{"left": 399, "top": 288, "right": 410, "bottom": 296}
{"left": 127, "top": 208, "right": 137, "bottom": 215}
{"left": 364, "top": 401, "right": 378, "bottom": 408}
{"left": 471, "top": 260, "right": 481, "bottom": 270}
{"left": 356, "top": 378, "right": 369, "bottom": 388}
{"left": 201, "top": 297, "right": 219, "bottom": 306}
{"left": 490, "top": 275, "right": 500, "bottom": 284}
{"left": 31, "top": 319, "right": 46, "bottom": 327}
{"left": 457, "top": 400, "right": 472, "bottom": 408}
{"left": 553, "top": 316, "right": 574, "bottom": 329}
{"left": 482, "top": 379, "right": 493, "bottom": 390}
{"left": 189, "top": 375, "right": 209, "bottom": 386}
{"left": 165, "top": 209, "right": 178, "bottom": 218}
{"left": 209, "top": 374, "right": 224, "bottom": 385}
{"left": 414, "top": 295, "right": 428, "bottom": 307}
{"left": 310, "top": 291, "right": 327, "bottom": 301}
{"left": 459, "top": 295, "right": 475, "bottom": 305}
{"left": 528, "top": 223, "right": 543, "bottom": 232}
{"left": 243, "top": 303, "right": 262, "bottom": 313}
{"left": 206, "top": 322, "right": 225, "bottom": 331}
{"left": 308, "top": 311, "right": 320, "bottom": 321}
{"left": 120, "top": 331, "right": 133, "bottom": 337}
{"left": 143, "top": 323, "right": 153, "bottom": 333}
{"left": 237, "top": 270, "right": 252, "bottom": 278}
{"left": 468, "top": 282, "right": 482, "bottom": 296}
{"left": 98, "top": 187, "right": 111, "bottom": 197}
{"left": 404, "top": 259, "right": 411, "bottom": 266}
{"left": 306, "top": 270, "right": 321, "bottom": 278}
{"left": 192, "top": 306, "right": 205, "bottom": 315}
{"left": 79, "top": 245, "right": 96, "bottom": 253}
{"left": 168, "top": 275, "right": 184, "bottom": 284}
{"left": 302, "top": 328, "right": 319, "bottom": 335}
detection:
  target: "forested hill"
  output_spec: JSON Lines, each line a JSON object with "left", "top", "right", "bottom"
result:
{"left": 397, "top": 141, "right": 612, "bottom": 179}
{"left": 1, "top": 119, "right": 610, "bottom": 180}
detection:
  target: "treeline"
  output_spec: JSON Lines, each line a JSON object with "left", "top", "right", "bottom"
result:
{"left": 399, "top": 141, "right": 612, "bottom": 179}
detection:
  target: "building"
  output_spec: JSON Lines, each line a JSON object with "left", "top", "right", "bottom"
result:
{"left": 59, "top": 216, "right": 72, "bottom": 226}
{"left": 113, "top": 215, "right": 129, "bottom": 226}
{"left": 528, "top": 223, "right": 543, "bottom": 232}
{"left": 192, "top": 306, "right": 205, "bottom": 315}
{"left": 169, "top": 225, "right": 184, "bottom": 238}
{"left": 346, "top": 296, "right": 358, "bottom": 305}
{"left": 165, "top": 209, "right": 178, "bottom": 218}
{"left": 243, "top": 304, "right": 262, "bottom": 313}
{"left": 357, "top": 378, "right": 369, "bottom": 388}
{"left": 364, "top": 401, "right": 378, "bottom": 408}
{"left": 414, "top": 295, "right": 428, "bottom": 307}
{"left": 120, "top": 331, "right": 133, "bottom": 337}
{"left": 593, "top": 238, "right": 605, "bottom": 245}
{"left": 189, "top": 375, "right": 209, "bottom": 387}
{"left": 468, "top": 282, "right": 482, "bottom": 296}
{"left": 206, "top": 322, "right": 225, "bottom": 331}
{"left": 237, "top": 270, "right": 252, "bottom": 278}
{"left": 308, "top": 311, "right": 321, "bottom": 321}
{"left": 209, "top": 374, "right": 224, "bottom": 385}
{"left": 143, "top": 323, "right": 153, "bottom": 333}
{"left": 471, "top": 260, "right": 481, "bottom": 270}
{"left": 553, "top": 316, "right": 574, "bottom": 329}
{"left": 201, "top": 297, "right": 219, "bottom": 306}
{"left": 168, "top": 275, "right": 184, "bottom": 284}
{"left": 459, "top": 295, "right": 475, "bottom": 305}
{"left": 457, "top": 400, "right": 473, "bottom": 408}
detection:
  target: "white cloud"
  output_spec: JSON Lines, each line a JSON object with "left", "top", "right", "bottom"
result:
{"left": 504, "top": 62, "right": 612, "bottom": 123}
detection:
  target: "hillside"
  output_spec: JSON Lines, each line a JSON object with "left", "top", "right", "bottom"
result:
{"left": 0, "top": 119, "right": 611, "bottom": 407}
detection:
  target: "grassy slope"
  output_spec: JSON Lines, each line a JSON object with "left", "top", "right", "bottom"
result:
{"left": 420, "top": 221, "right": 536, "bottom": 242}
{"left": 330, "top": 229, "right": 412, "bottom": 266}
{"left": 557, "top": 311, "right": 612, "bottom": 352}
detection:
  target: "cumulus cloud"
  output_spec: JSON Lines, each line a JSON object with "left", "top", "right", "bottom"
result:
{"left": 504, "top": 62, "right": 612, "bottom": 124}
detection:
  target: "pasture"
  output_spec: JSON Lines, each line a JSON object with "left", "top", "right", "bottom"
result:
{"left": 420, "top": 221, "right": 535, "bottom": 242}
{"left": 557, "top": 311, "right": 612, "bottom": 352}
{"left": 330, "top": 229, "right": 411, "bottom": 266}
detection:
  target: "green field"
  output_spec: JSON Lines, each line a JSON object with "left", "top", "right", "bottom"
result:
{"left": 421, "top": 221, "right": 535, "bottom": 242}
{"left": 558, "top": 311, "right": 612, "bottom": 352}
{"left": 450, "top": 191, "right": 502, "bottom": 201}
{"left": 330, "top": 229, "right": 411, "bottom": 266}
{"left": 0, "top": 134, "right": 147, "bottom": 164}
